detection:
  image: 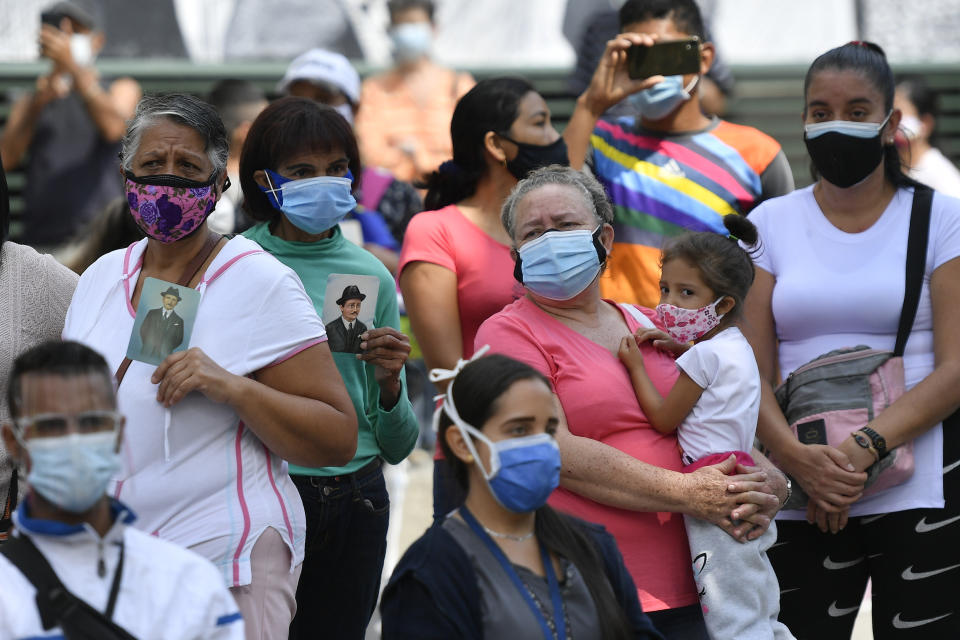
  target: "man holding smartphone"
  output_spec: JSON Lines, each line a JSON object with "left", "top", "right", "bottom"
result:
{"left": 0, "top": 1, "right": 141, "bottom": 250}
{"left": 564, "top": 0, "right": 794, "bottom": 308}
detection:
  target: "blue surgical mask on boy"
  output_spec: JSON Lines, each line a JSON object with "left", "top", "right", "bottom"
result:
{"left": 514, "top": 226, "right": 607, "bottom": 301}
{"left": 628, "top": 75, "right": 699, "bottom": 121}
{"left": 441, "top": 390, "right": 561, "bottom": 513}
{"left": 19, "top": 430, "right": 121, "bottom": 513}
{"left": 260, "top": 168, "right": 357, "bottom": 235}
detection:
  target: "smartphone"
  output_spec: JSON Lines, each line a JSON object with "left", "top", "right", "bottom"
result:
{"left": 627, "top": 37, "right": 701, "bottom": 79}
{"left": 40, "top": 10, "right": 66, "bottom": 29}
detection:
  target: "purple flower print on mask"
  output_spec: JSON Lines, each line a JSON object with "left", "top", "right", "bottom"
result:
{"left": 138, "top": 201, "right": 159, "bottom": 225}
{"left": 155, "top": 194, "right": 183, "bottom": 233}
{"left": 124, "top": 171, "right": 218, "bottom": 243}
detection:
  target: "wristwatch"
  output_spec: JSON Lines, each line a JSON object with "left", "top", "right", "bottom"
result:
{"left": 851, "top": 431, "right": 880, "bottom": 462}
{"left": 858, "top": 426, "right": 888, "bottom": 458}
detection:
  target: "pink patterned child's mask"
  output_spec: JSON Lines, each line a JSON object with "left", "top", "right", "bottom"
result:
{"left": 124, "top": 171, "right": 220, "bottom": 243}
{"left": 656, "top": 298, "right": 725, "bottom": 343}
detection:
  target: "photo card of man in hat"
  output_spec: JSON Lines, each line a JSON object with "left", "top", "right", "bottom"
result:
{"left": 322, "top": 274, "right": 379, "bottom": 354}
{"left": 126, "top": 277, "right": 201, "bottom": 366}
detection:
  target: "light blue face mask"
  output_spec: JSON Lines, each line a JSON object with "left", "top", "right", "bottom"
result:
{"left": 260, "top": 168, "right": 357, "bottom": 235}
{"left": 19, "top": 430, "right": 121, "bottom": 513}
{"left": 440, "top": 385, "right": 560, "bottom": 513}
{"left": 515, "top": 226, "right": 606, "bottom": 301}
{"left": 390, "top": 22, "right": 433, "bottom": 62}
{"left": 628, "top": 74, "right": 699, "bottom": 121}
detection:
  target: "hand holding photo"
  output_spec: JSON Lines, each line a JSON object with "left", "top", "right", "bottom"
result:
{"left": 322, "top": 274, "right": 380, "bottom": 354}
{"left": 126, "top": 277, "right": 201, "bottom": 366}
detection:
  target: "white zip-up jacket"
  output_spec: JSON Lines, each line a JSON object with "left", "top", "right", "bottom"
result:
{"left": 0, "top": 499, "right": 244, "bottom": 640}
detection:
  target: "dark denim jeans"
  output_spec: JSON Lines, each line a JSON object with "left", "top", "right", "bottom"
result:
{"left": 289, "top": 460, "right": 389, "bottom": 640}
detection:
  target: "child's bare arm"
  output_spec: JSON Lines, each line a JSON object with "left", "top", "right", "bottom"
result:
{"left": 618, "top": 336, "right": 704, "bottom": 433}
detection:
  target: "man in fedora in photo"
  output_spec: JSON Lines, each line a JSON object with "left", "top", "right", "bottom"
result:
{"left": 139, "top": 286, "right": 184, "bottom": 361}
{"left": 325, "top": 285, "right": 368, "bottom": 353}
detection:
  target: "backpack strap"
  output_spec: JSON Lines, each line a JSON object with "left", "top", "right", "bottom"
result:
{"left": 894, "top": 186, "right": 934, "bottom": 357}
{"left": 619, "top": 303, "right": 657, "bottom": 330}
{"left": 0, "top": 534, "right": 136, "bottom": 639}
{"left": 115, "top": 231, "right": 223, "bottom": 386}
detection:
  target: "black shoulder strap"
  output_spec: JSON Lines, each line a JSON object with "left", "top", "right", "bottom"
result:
{"left": 0, "top": 468, "right": 17, "bottom": 541}
{"left": 0, "top": 535, "right": 136, "bottom": 640}
{"left": 894, "top": 185, "right": 934, "bottom": 357}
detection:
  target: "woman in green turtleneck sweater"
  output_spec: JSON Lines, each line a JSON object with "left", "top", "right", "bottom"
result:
{"left": 239, "top": 96, "right": 419, "bottom": 640}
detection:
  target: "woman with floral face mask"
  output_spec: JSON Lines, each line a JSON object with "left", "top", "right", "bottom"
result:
{"left": 743, "top": 42, "right": 960, "bottom": 638}
{"left": 61, "top": 93, "right": 358, "bottom": 640}
{"left": 475, "top": 165, "right": 788, "bottom": 639}
{"left": 381, "top": 352, "right": 663, "bottom": 640}
{"left": 239, "top": 96, "right": 419, "bottom": 640}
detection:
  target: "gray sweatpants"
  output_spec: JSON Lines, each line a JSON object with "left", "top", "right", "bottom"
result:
{"left": 684, "top": 516, "right": 795, "bottom": 640}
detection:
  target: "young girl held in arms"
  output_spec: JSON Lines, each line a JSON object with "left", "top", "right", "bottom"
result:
{"left": 618, "top": 214, "right": 794, "bottom": 640}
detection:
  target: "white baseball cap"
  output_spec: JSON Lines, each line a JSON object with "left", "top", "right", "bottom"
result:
{"left": 276, "top": 49, "right": 361, "bottom": 105}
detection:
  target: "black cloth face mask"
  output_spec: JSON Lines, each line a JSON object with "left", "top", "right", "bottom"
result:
{"left": 498, "top": 135, "right": 569, "bottom": 180}
{"left": 803, "top": 113, "right": 891, "bottom": 188}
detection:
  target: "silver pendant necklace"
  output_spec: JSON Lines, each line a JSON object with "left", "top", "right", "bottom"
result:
{"left": 481, "top": 524, "right": 535, "bottom": 542}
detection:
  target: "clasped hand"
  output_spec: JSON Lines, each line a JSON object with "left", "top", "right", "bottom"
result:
{"left": 152, "top": 347, "right": 236, "bottom": 408}
{"left": 357, "top": 327, "right": 411, "bottom": 407}
{"left": 687, "top": 455, "right": 784, "bottom": 542}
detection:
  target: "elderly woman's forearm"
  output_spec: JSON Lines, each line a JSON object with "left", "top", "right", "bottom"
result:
{"left": 228, "top": 375, "right": 358, "bottom": 467}
{"left": 558, "top": 435, "right": 692, "bottom": 512}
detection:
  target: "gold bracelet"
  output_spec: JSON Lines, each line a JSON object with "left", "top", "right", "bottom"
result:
{"left": 851, "top": 431, "right": 880, "bottom": 462}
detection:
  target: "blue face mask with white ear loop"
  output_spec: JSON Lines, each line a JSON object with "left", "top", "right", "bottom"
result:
{"left": 259, "top": 168, "right": 357, "bottom": 234}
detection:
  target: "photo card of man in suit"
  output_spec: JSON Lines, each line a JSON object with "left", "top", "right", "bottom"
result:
{"left": 126, "top": 277, "right": 201, "bottom": 366}
{"left": 321, "top": 274, "right": 379, "bottom": 354}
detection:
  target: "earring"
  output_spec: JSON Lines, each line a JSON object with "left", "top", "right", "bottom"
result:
{"left": 464, "top": 454, "right": 474, "bottom": 463}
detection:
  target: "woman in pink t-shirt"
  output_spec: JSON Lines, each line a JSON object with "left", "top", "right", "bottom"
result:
{"left": 399, "top": 77, "right": 569, "bottom": 516}
{"left": 475, "top": 166, "right": 788, "bottom": 638}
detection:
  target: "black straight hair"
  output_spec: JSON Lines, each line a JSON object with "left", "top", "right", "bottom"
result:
{"left": 661, "top": 214, "right": 759, "bottom": 324}
{"left": 7, "top": 340, "right": 114, "bottom": 419}
{"left": 804, "top": 41, "right": 923, "bottom": 189}
{"left": 420, "top": 77, "right": 535, "bottom": 211}
{"left": 239, "top": 97, "right": 362, "bottom": 223}
{"left": 437, "top": 354, "right": 634, "bottom": 640}
{"left": 619, "top": 0, "right": 705, "bottom": 40}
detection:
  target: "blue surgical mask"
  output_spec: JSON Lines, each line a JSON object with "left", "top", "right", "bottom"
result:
{"left": 390, "top": 22, "right": 433, "bottom": 62}
{"left": 20, "top": 430, "right": 121, "bottom": 513}
{"left": 442, "top": 390, "right": 560, "bottom": 513}
{"left": 260, "top": 169, "right": 357, "bottom": 235}
{"left": 628, "top": 75, "right": 699, "bottom": 120}
{"left": 515, "top": 226, "right": 606, "bottom": 301}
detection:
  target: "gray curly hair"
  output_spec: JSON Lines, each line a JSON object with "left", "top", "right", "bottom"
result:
{"left": 500, "top": 165, "right": 613, "bottom": 242}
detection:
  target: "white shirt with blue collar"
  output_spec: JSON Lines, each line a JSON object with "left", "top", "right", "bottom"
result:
{"left": 0, "top": 498, "right": 244, "bottom": 640}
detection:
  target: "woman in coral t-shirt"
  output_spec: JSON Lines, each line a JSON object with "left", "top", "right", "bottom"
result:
{"left": 399, "top": 77, "right": 569, "bottom": 516}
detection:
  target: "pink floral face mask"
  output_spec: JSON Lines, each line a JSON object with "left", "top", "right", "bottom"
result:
{"left": 124, "top": 171, "right": 219, "bottom": 243}
{"left": 656, "top": 298, "right": 725, "bottom": 343}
